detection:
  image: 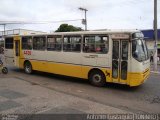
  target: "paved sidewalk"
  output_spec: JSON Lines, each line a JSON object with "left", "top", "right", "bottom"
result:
{"left": 0, "top": 77, "right": 129, "bottom": 114}
{"left": 150, "top": 64, "right": 160, "bottom": 74}
{"left": 0, "top": 54, "right": 6, "bottom": 67}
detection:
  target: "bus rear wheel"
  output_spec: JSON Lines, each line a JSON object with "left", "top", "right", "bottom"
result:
{"left": 24, "top": 62, "right": 32, "bottom": 74}
{"left": 89, "top": 70, "right": 106, "bottom": 87}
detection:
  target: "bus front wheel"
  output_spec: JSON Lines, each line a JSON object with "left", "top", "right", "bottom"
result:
{"left": 24, "top": 62, "right": 32, "bottom": 74}
{"left": 89, "top": 70, "right": 106, "bottom": 87}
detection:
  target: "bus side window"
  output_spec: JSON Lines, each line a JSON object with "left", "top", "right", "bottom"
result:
{"left": 47, "top": 36, "right": 62, "bottom": 51}
{"left": 55, "top": 38, "right": 62, "bottom": 51}
{"left": 83, "top": 35, "right": 109, "bottom": 54}
{"left": 22, "top": 37, "right": 32, "bottom": 50}
{"left": 47, "top": 37, "right": 55, "bottom": 51}
{"left": 71, "top": 37, "right": 81, "bottom": 52}
{"left": 33, "top": 36, "right": 46, "bottom": 50}
{"left": 63, "top": 36, "right": 81, "bottom": 52}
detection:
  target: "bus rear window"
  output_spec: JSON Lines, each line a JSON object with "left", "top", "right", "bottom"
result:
{"left": 5, "top": 37, "right": 13, "bottom": 49}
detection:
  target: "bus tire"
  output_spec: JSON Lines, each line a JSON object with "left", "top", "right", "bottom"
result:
{"left": 89, "top": 70, "right": 106, "bottom": 87}
{"left": 2, "top": 67, "right": 8, "bottom": 74}
{"left": 24, "top": 61, "right": 32, "bottom": 74}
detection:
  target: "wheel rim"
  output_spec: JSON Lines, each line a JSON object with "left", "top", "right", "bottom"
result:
{"left": 92, "top": 74, "right": 102, "bottom": 83}
{"left": 25, "top": 64, "right": 31, "bottom": 73}
{"left": 2, "top": 68, "right": 7, "bottom": 74}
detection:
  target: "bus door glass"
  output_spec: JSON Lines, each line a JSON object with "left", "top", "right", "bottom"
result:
{"left": 14, "top": 37, "right": 20, "bottom": 67}
{"left": 112, "top": 40, "right": 128, "bottom": 83}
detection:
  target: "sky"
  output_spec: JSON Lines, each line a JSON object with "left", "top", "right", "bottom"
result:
{"left": 0, "top": 0, "right": 159, "bottom": 32}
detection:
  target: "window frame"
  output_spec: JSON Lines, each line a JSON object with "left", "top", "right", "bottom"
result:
{"left": 132, "top": 39, "right": 149, "bottom": 62}
{"left": 47, "top": 35, "right": 62, "bottom": 51}
{"left": 5, "top": 37, "right": 14, "bottom": 49}
{"left": 63, "top": 35, "right": 82, "bottom": 52}
{"left": 83, "top": 35, "right": 109, "bottom": 54}
{"left": 33, "top": 36, "right": 46, "bottom": 51}
{"left": 22, "top": 36, "right": 33, "bottom": 50}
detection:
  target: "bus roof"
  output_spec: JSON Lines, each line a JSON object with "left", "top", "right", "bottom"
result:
{"left": 5, "top": 29, "right": 140, "bottom": 37}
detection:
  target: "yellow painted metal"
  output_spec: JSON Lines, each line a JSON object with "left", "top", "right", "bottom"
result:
{"left": 13, "top": 36, "right": 21, "bottom": 67}
{"left": 128, "top": 68, "right": 150, "bottom": 87}
{"left": 19, "top": 58, "right": 150, "bottom": 87}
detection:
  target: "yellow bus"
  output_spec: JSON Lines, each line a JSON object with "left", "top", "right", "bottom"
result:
{"left": 4, "top": 30, "right": 150, "bottom": 87}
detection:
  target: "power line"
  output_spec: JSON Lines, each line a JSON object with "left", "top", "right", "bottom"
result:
{"left": 0, "top": 19, "right": 82, "bottom": 25}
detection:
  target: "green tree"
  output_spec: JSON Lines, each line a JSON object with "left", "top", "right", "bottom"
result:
{"left": 55, "top": 24, "right": 83, "bottom": 32}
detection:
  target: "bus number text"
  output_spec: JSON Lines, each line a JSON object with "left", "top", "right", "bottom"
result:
{"left": 24, "top": 51, "right": 31, "bottom": 55}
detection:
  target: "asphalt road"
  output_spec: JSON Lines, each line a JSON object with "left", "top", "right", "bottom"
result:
{"left": 1, "top": 66, "right": 160, "bottom": 114}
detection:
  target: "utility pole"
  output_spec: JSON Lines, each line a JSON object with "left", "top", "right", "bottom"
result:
{"left": 153, "top": 0, "right": 158, "bottom": 71}
{"left": 79, "top": 7, "right": 88, "bottom": 31}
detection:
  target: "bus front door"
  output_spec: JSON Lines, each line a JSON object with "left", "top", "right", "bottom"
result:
{"left": 112, "top": 40, "right": 128, "bottom": 84}
{"left": 14, "top": 38, "right": 20, "bottom": 67}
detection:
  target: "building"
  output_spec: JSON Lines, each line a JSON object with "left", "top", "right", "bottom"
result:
{"left": 141, "top": 29, "right": 160, "bottom": 57}
{"left": 0, "top": 29, "right": 47, "bottom": 47}
{"left": 0, "top": 29, "right": 47, "bottom": 36}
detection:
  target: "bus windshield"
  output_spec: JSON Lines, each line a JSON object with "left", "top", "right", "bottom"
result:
{"left": 132, "top": 39, "right": 149, "bottom": 62}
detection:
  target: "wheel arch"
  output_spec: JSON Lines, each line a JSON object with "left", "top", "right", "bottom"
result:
{"left": 88, "top": 68, "right": 106, "bottom": 79}
{"left": 23, "top": 60, "right": 31, "bottom": 68}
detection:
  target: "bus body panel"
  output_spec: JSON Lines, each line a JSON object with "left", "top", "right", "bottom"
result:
{"left": 129, "top": 58, "right": 150, "bottom": 86}
{"left": 4, "top": 49, "right": 14, "bottom": 66}
{"left": 20, "top": 50, "right": 111, "bottom": 79}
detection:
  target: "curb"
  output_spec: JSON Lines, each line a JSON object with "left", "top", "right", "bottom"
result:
{"left": 151, "top": 71, "right": 160, "bottom": 74}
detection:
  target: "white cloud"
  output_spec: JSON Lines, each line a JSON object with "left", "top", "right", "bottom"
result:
{"left": 0, "top": 0, "right": 159, "bottom": 32}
